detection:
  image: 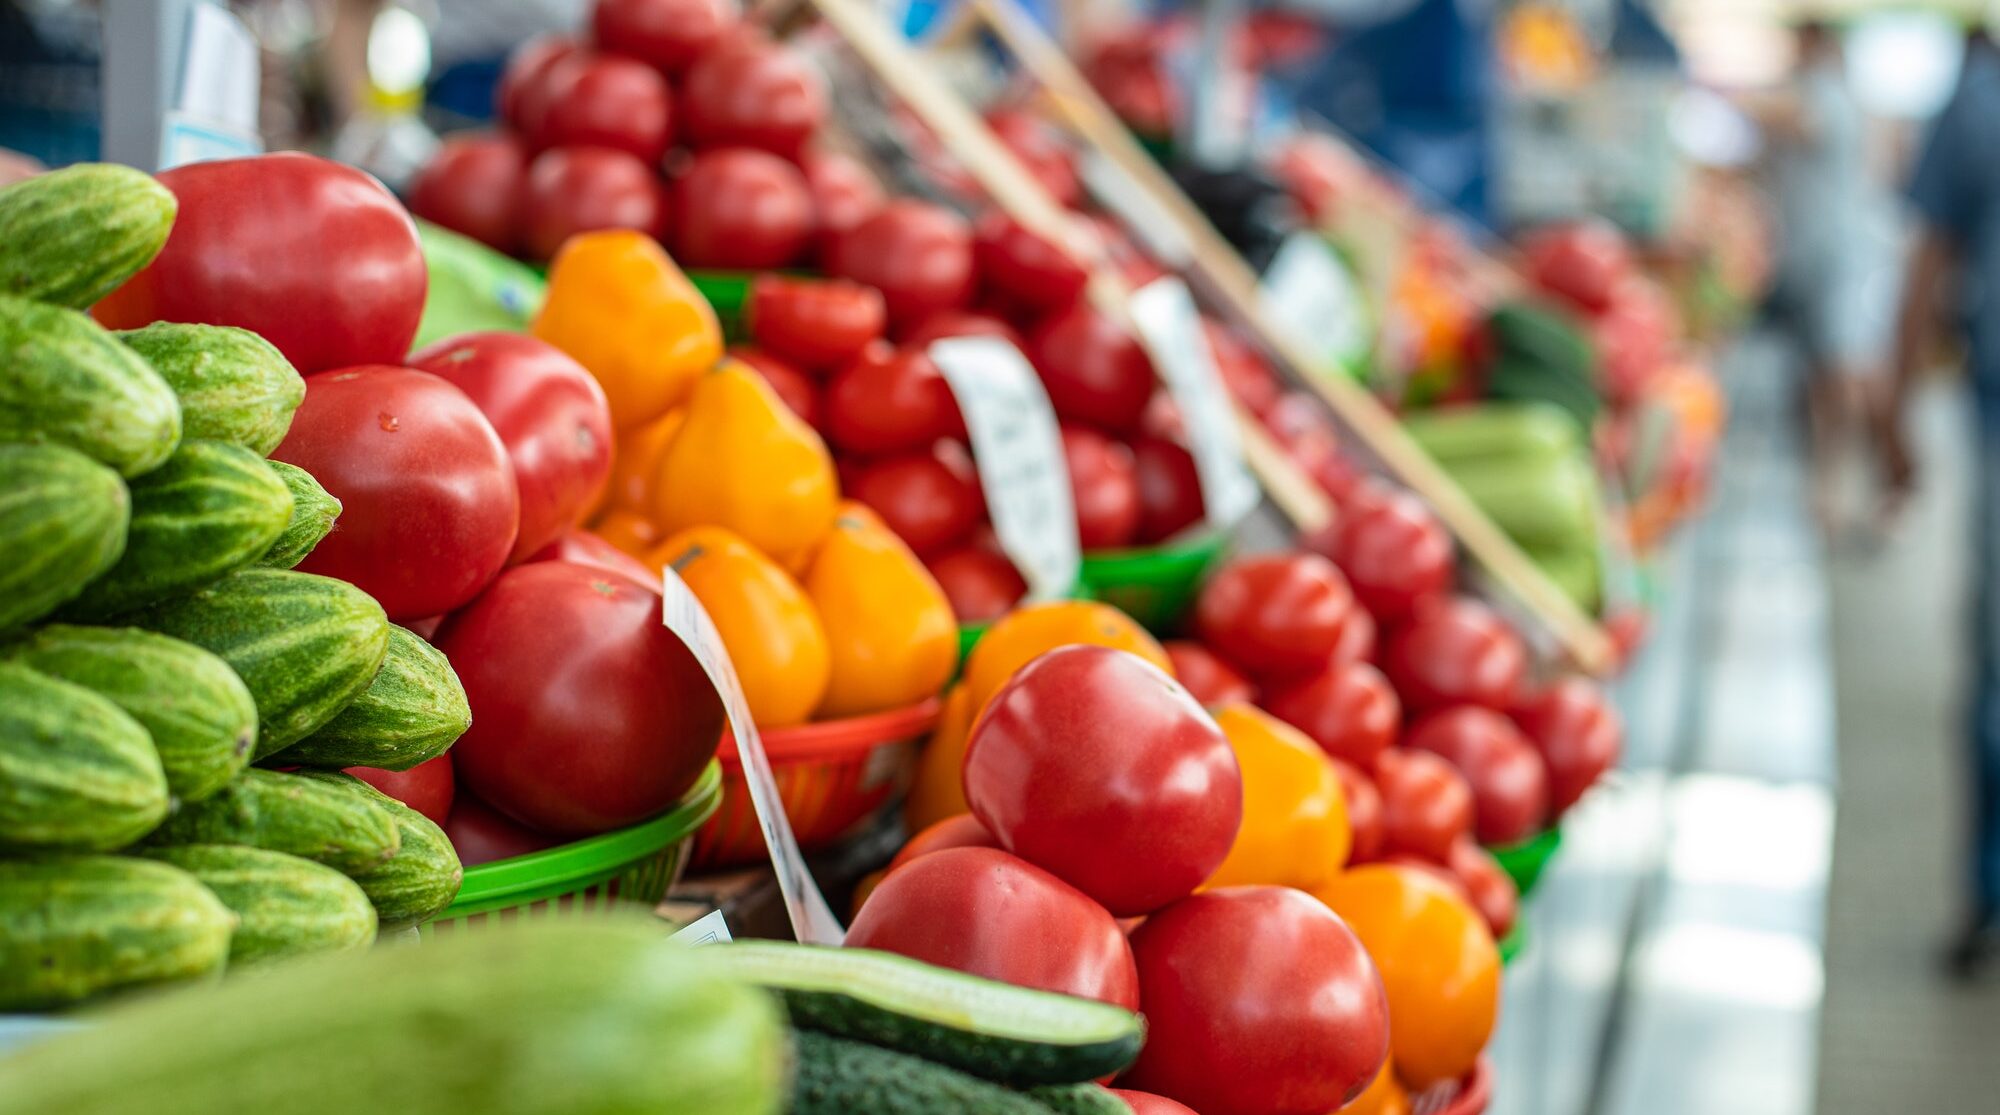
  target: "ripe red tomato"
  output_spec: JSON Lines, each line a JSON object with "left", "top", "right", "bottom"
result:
{"left": 1162, "top": 641, "right": 1257, "bottom": 707}
{"left": 1110, "top": 1091, "right": 1200, "bottom": 1115}
{"left": 498, "top": 35, "right": 583, "bottom": 131}
{"left": 273, "top": 366, "right": 518, "bottom": 620}
{"left": 1194, "top": 553, "right": 1356, "bottom": 680}
{"left": 408, "top": 332, "right": 613, "bottom": 564}
{"left": 974, "top": 212, "right": 1089, "bottom": 311}
{"left": 679, "top": 38, "right": 826, "bottom": 156}
{"left": 1316, "top": 486, "right": 1453, "bottom": 624}
{"left": 899, "top": 309, "right": 1024, "bottom": 351}
{"left": 746, "top": 275, "right": 886, "bottom": 371}
{"left": 444, "top": 793, "right": 558, "bottom": 866}
{"left": 1383, "top": 597, "right": 1528, "bottom": 714}
{"left": 95, "top": 154, "right": 424, "bottom": 374}
{"left": 1121, "top": 887, "right": 1389, "bottom": 1115}
{"left": 591, "top": 0, "right": 737, "bottom": 75}
{"left": 984, "top": 108, "right": 1082, "bottom": 208}
{"left": 670, "top": 148, "right": 811, "bottom": 269}
{"left": 406, "top": 131, "right": 528, "bottom": 253}
{"left": 438, "top": 562, "right": 725, "bottom": 835}
{"left": 1333, "top": 607, "right": 1378, "bottom": 667}
{"left": 1131, "top": 435, "right": 1204, "bottom": 544}
{"left": 845, "top": 846, "right": 1140, "bottom": 1009}
{"left": 822, "top": 347, "right": 964, "bottom": 455}
{"left": 728, "top": 346, "right": 820, "bottom": 427}
{"left": 519, "top": 146, "right": 665, "bottom": 262}
{"left": 1449, "top": 839, "right": 1519, "bottom": 940}
{"left": 1404, "top": 707, "right": 1549, "bottom": 846}
{"left": 846, "top": 442, "right": 983, "bottom": 556}
{"left": 1510, "top": 677, "right": 1622, "bottom": 816}
{"left": 529, "top": 52, "right": 674, "bottom": 163}
{"left": 963, "top": 645, "right": 1241, "bottom": 916}
{"left": 1332, "top": 757, "right": 1384, "bottom": 863}
{"left": 345, "top": 753, "right": 455, "bottom": 827}
{"left": 1263, "top": 659, "right": 1400, "bottom": 769}
{"left": 887, "top": 813, "right": 999, "bottom": 874}
{"left": 1374, "top": 748, "right": 1475, "bottom": 864}
{"left": 1523, "top": 220, "right": 1633, "bottom": 315}
{"left": 1025, "top": 301, "right": 1155, "bottom": 434}
{"left": 824, "top": 200, "right": 976, "bottom": 326}
{"left": 801, "top": 149, "right": 884, "bottom": 236}
{"left": 1062, "top": 425, "right": 1142, "bottom": 551}
{"left": 527, "top": 529, "right": 656, "bottom": 586}
{"left": 1595, "top": 278, "right": 1676, "bottom": 407}
{"left": 925, "top": 545, "right": 1027, "bottom": 624}
{"left": 1201, "top": 319, "right": 1282, "bottom": 417}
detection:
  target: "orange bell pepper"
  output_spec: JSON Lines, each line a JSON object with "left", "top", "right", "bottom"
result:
{"left": 959, "top": 599, "right": 1172, "bottom": 719}
{"left": 653, "top": 525, "right": 830, "bottom": 728}
{"left": 1340, "top": 1063, "right": 1412, "bottom": 1115}
{"left": 805, "top": 502, "right": 958, "bottom": 720}
{"left": 589, "top": 407, "right": 684, "bottom": 522}
{"left": 591, "top": 507, "right": 663, "bottom": 561}
{"left": 905, "top": 682, "right": 976, "bottom": 831}
{"left": 1204, "top": 703, "right": 1350, "bottom": 892}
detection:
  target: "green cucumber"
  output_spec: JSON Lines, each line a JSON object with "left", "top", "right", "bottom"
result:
{"left": 304, "top": 773, "right": 462, "bottom": 926}
{"left": 115, "top": 322, "right": 306, "bottom": 456}
{"left": 137, "top": 844, "right": 377, "bottom": 966}
{"left": 256, "top": 460, "right": 341, "bottom": 569}
{"left": 1448, "top": 452, "right": 1600, "bottom": 551}
{"left": 0, "top": 662, "right": 170, "bottom": 853}
{"left": 0, "top": 442, "right": 129, "bottom": 631}
{"left": 707, "top": 941, "right": 1145, "bottom": 1086}
{"left": 143, "top": 768, "right": 401, "bottom": 873}
{"left": 270, "top": 625, "right": 470, "bottom": 770}
{"left": 0, "top": 163, "right": 176, "bottom": 309}
{"left": 1025, "top": 1085, "right": 1128, "bottom": 1115}
{"left": 0, "top": 854, "right": 234, "bottom": 1011}
{"left": 790, "top": 1029, "right": 1058, "bottom": 1115}
{"left": 0, "top": 294, "right": 181, "bottom": 477}
{"left": 1402, "top": 402, "right": 1583, "bottom": 466}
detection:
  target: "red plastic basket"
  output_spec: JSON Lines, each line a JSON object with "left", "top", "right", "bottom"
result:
{"left": 1412, "top": 1056, "right": 1493, "bottom": 1115}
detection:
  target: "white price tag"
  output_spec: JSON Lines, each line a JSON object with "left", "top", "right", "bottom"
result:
{"left": 1127, "top": 278, "right": 1261, "bottom": 528}
{"left": 659, "top": 570, "right": 844, "bottom": 945}
{"left": 668, "top": 909, "right": 735, "bottom": 947}
{"left": 929, "top": 337, "right": 1081, "bottom": 602}
{"left": 1259, "top": 232, "right": 1372, "bottom": 374}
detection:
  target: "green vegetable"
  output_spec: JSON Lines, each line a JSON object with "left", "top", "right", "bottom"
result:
{"left": 1402, "top": 402, "right": 1582, "bottom": 467}
{"left": 0, "top": 442, "right": 129, "bottom": 631}
{"left": 137, "top": 844, "right": 376, "bottom": 966}
{"left": 0, "top": 163, "right": 176, "bottom": 309}
{"left": 305, "top": 773, "right": 462, "bottom": 927}
{"left": 0, "top": 662, "right": 169, "bottom": 853}
{"left": 1528, "top": 542, "right": 1604, "bottom": 613}
{"left": 271, "top": 625, "right": 470, "bottom": 771}
{"left": 1025, "top": 1084, "right": 1129, "bottom": 1115}
{"left": 790, "top": 1030, "right": 1058, "bottom": 1115}
{"left": 1449, "top": 452, "right": 1600, "bottom": 551}
{"left": 0, "top": 854, "right": 233, "bottom": 1011}
{"left": 0, "top": 293, "right": 181, "bottom": 476}
{"left": 144, "top": 767, "right": 401, "bottom": 873}
{"left": 117, "top": 322, "right": 306, "bottom": 456}
{"left": 256, "top": 460, "right": 341, "bottom": 569}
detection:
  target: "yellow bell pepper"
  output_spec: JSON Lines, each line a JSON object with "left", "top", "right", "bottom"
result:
{"left": 1205, "top": 703, "right": 1351, "bottom": 892}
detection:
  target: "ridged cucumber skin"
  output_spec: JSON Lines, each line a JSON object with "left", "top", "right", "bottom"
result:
{"left": 790, "top": 1030, "right": 1058, "bottom": 1115}
{"left": 271, "top": 625, "right": 470, "bottom": 771}
{"left": 1025, "top": 1086, "right": 1128, "bottom": 1115}
{"left": 116, "top": 322, "right": 305, "bottom": 456}
{"left": 0, "top": 442, "right": 129, "bottom": 631}
{"left": 8, "top": 625, "right": 256, "bottom": 804}
{"left": 303, "top": 774, "right": 463, "bottom": 927}
{"left": 0, "top": 662, "right": 170, "bottom": 853}
{"left": 0, "top": 854, "right": 233, "bottom": 1011}
{"left": 130, "top": 568, "right": 391, "bottom": 757}
{"left": 0, "top": 293, "right": 181, "bottom": 477}
{"left": 136, "top": 844, "right": 376, "bottom": 966}
{"left": 143, "top": 768, "right": 400, "bottom": 874}
{"left": 0, "top": 163, "right": 176, "bottom": 309}
{"left": 0, "top": 917, "right": 788, "bottom": 1115}
{"left": 257, "top": 460, "right": 341, "bottom": 569}
{"left": 1448, "top": 452, "right": 1600, "bottom": 552}
{"left": 58, "top": 440, "right": 294, "bottom": 621}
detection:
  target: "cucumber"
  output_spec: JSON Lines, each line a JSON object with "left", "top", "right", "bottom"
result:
{"left": 0, "top": 442, "right": 129, "bottom": 631}
{"left": 1402, "top": 402, "right": 1582, "bottom": 466}
{"left": 707, "top": 941, "right": 1145, "bottom": 1086}
{"left": 8, "top": 625, "right": 257, "bottom": 803}
{"left": 270, "top": 624, "right": 470, "bottom": 771}
{"left": 143, "top": 768, "right": 401, "bottom": 873}
{"left": 1449, "top": 452, "right": 1600, "bottom": 551}
{"left": 137, "top": 844, "right": 377, "bottom": 966}
{"left": 0, "top": 917, "right": 788, "bottom": 1115}
{"left": 0, "top": 662, "right": 170, "bottom": 853}
{"left": 305, "top": 773, "right": 462, "bottom": 926}
{"left": 790, "top": 1030, "right": 1058, "bottom": 1115}
{"left": 0, "top": 854, "right": 234, "bottom": 1011}
{"left": 256, "top": 460, "right": 341, "bottom": 569}
{"left": 115, "top": 322, "right": 306, "bottom": 456}
{"left": 0, "top": 163, "right": 176, "bottom": 309}
{"left": 1025, "top": 1085, "right": 1128, "bottom": 1115}
{"left": 59, "top": 439, "right": 294, "bottom": 621}
{"left": 0, "top": 294, "right": 181, "bottom": 477}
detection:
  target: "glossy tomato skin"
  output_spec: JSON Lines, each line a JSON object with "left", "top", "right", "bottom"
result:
{"left": 1373, "top": 748, "right": 1475, "bottom": 864}
{"left": 95, "top": 153, "right": 424, "bottom": 374}
{"left": 1333, "top": 607, "right": 1378, "bottom": 667}
{"left": 824, "top": 200, "right": 976, "bottom": 326}
{"left": 274, "top": 366, "right": 518, "bottom": 620}
{"left": 1163, "top": 641, "right": 1257, "bottom": 707}
{"left": 1264, "top": 659, "right": 1400, "bottom": 769}
{"left": 963, "top": 645, "right": 1242, "bottom": 917}
{"left": 1194, "top": 553, "right": 1357, "bottom": 680}
{"left": 925, "top": 545, "right": 1027, "bottom": 624}
{"left": 1523, "top": 220, "right": 1632, "bottom": 314}
{"left": 1318, "top": 486, "right": 1454, "bottom": 624}
{"left": 1026, "top": 301, "right": 1155, "bottom": 435}
{"left": 1110, "top": 1091, "right": 1200, "bottom": 1115}
{"left": 680, "top": 38, "right": 826, "bottom": 156}
{"left": 530, "top": 52, "right": 674, "bottom": 163}
{"left": 527, "top": 529, "right": 656, "bottom": 586}
{"left": 900, "top": 309, "right": 1024, "bottom": 351}
{"left": 406, "top": 131, "right": 528, "bottom": 253}
{"left": 519, "top": 146, "right": 665, "bottom": 262}
{"left": 985, "top": 108, "right": 1082, "bottom": 208}
{"left": 444, "top": 793, "right": 558, "bottom": 866}
{"left": 887, "top": 813, "right": 999, "bottom": 873}
{"left": 499, "top": 35, "right": 583, "bottom": 129}
{"left": 729, "top": 346, "right": 820, "bottom": 427}
{"left": 845, "top": 847, "right": 1140, "bottom": 1009}
{"left": 438, "top": 562, "right": 725, "bottom": 835}
{"left": 746, "top": 275, "right": 886, "bottom": 371}
{"left": 409, "top": 332, "right": 614, "bottom": 564}
{"left": 1382, "top": 597, "right": 1528, "bottom": 714}
{"left": 1062, "top": 426, "right": 1142, "bottom": 551}
{"left": 1202, "top": 318, "right": 1282, "bottom": 417}
{"left": 1404, "top": 707, "right": 1548, "bottom": 846}
{"left": 802, "top": 149, "right": 884, "bottom": 237}
{"left": 1510, "top": 677, "right": 1623, "bottom": 816}
{"left": 1332, "top": 757, "right": 1385, "bottom": 863}
{"left": 1131, "top": 435, "right": 1204, "bottom": 544}
{"left": 823, "top": 347, "right": 965, "bottom": 455}
{"left": 846, "top": 443, "right": 983, "bottom": 557}
{"left": 345, "top": 754, "right": 454, "bottom": 827}
{"left": 591, "top": 0, "right": 737, "bottom": 75}
{"left": 1121, "top": 887, "right": 1390, "bottom": 1115}
{"left": 974, "top": 212, "right": 1089, "bottom": 311}
{"left": 1449, "top": 839, "right": 1519, "bottom": 940}
{"left": 670, "top": 147, "right": 812, "bottom": 269}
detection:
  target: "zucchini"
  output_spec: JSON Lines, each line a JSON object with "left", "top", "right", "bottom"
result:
{"left": 790, "top": 1029, "right": 1057, "bottom": 1115}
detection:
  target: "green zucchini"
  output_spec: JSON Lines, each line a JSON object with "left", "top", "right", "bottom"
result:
{"left": 790, "top": 1029, "right": 1058, "bottom": 1115}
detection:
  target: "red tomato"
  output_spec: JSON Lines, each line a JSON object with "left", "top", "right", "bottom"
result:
{"left": 963, "top": 645, "right": 1242, "bottom": 916}
{"left": 822, "top": 347, "right": 963, "bottom": 455}
{"left": 1374, "top": 748, "right": 1475, "bottom": 864}
{"left": 1595, "top": 278, "right": 1677, "bottom": 407}
{"left": 729, "top": 346, "right": 820, "bottom": 427}
{"left": 1110, "top": 1091, "right": 1200, "bottom": 1115}
{"left": 404, "top": 615, "right": 444, "bottom": 642}
{"left": 824, "top": 200, "right": 976, "bottom": 326}
{"left": 1404, "top": 707, "right": 1549, "bottom": 846}
{"left": 887, "top": 813, "right": 999, "bottom": 873}
{"left": 1523, "top": 220, "right": 1633, "bottom": 315}
{"left": 1510, "top": 677, "right": 1622, "bottom": 816}
{"left": 845, "top": 846, "right": 1140, "bottom": 1009}
{"left": 670, "top": 147, "right": 811, "bottom": 269}
{"left": 408, "top": 332, "right": 614, "bottom": 564}
{"left": 846, "top": 442, "right": 983, "bottom": 556}
{"left": 1162, "top": 641, "right": 1257, "bottom": 707}
{"left": 1333, "top": 607, "right": 1378, "bottom": 667}
{"left": 406, "top": 131, "right": 528, "bottom": 253}
{"left": 273, "top": 366, "right": 518, "bottom": 620}
{"left": 498, "top": 34, "right": 583, "bottom": 131}
{"left": 984, "top": 108, "right": 1082, "bottom": 208}
{"left": 679, "top": 38, "right": 826, "bottom": 156}
{"left": 519, "top": 145, "right": 665, "bottom": 262}
{"left": 1315, "top": 486, "right": 1453, "bottom": 624}
{"left": 1332, "top": 758, "right": 1385, "bottom": 863}
{"left": 1025, "top": 301, "right": 1155, "bottom": 435}
{"left": 591, "top": 0, "right": 738, "bottom": 75}
{"left": 801, "top": 149, "right": 884, "bottom": 236}
{"left": 899, "top": 309, "right": 1025, "bottom": 351}
{"left": 438, "top": 562, "right": 724, "bottom": 835}
{"left": 1449, "top": 839, "right": 1519, "bottom": 940}
{"left": 1201, "top": 318, "right": 1282, "bottom": 417}
{"left": 444, "top": 792, "right": 558, "bottom": 866}
{"left": 974, "top": 212, "right": 1089, "bottom": 312}
{"left": 1131, "top": 435, "right": 1204, "bottom": 544}
{"left": 345, "top": 753, "right": 455, "bottom": 827}
{"left": 746, "top": 275, "right": 886, "bottom": 370}
{"left": 1062, "top": 425, "right": 1142, "bottom": 551}
{"left": 926, "top": 545, "right": 1027, "bottom": 624}
{"left": 1382, "top": 597, "right": 1528, "bottom": 714}
{"left": 1194, "top": 553, "right": 1357, "bottom": 680}
{"left": 527, "top": 529, "right": 655, "bottom": 586}
{"left": 529, "top": 51, "right": 674, "bottom": 163}
{"left": 94, "top": 154, "right": 423, "bottom": 374}
{"left": 1121, "top": 887, "right": 1390, "bottom": 1114}
{"left": 1264, "top": 659, "right": 1400, "bottom": 769}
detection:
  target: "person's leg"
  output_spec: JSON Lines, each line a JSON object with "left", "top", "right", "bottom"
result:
{"left": 1948, "top": 393, "right": 2000, "bottom": 976}
{"left": 1804, "top": 367, "right": 1844, "bottom": 536}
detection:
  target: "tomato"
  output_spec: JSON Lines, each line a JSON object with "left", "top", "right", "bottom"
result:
{"left": 1334, "top": 607, "right": 1378, "bottom": 667}
{"left": 1194, "top": 553, "right": 1357, "bottom": 680}
{"left": 1522, "top": 220, "right": 1633, "bottom": 315}
{"left": 728, "top": 346, "right": 820, "bottom": 427}
{"left": 1110, "top": 1091, "right": 1200, "bottom": 1115}
{"left": 519, "top": 146, "right": 666, "bottom": 262}
{"left": 1121, "top": 887, "right": 1389, "bottom": 1115}
{"left": 438, "top": 562, "right": 725, "bottom": 835}
{"left": 821, "top": 343, "right": 958, "bottom": 456}
{"left": 498, "top": 34, "right": 583, "bottom": 129}
{"left": 406, "top": 131, "right": 528, "bottom": 253}
{"left": 963, "top": 645, "right": 1241, "bottom": 916}
{"left": 845, "top": 442, "right": 983, "bottom": 556}
{"left": 1062, "top": 425, "right": 1142, "bottom": 551}
{"left": 984, "top": 108, "right": 1083, "bottom": 208}
{"left": 1373, "top": 749, "right": 1474, "bottom": 864}
{"left": 1510, "top": 677, "right": 1622, "bottom": 816}
{"left": 273, "top": 367, "right": 518, "bottom": 620}
{"left": 887, "top": 813, "right": 999, "bottom": 873}
{"left": 1448, "top": 839, "right": 1519, "bottom": 940}
{"left": 899, "top": 309, "right": 1025, "bottom": 351}
{"left": 801, "top": 149, "right": 884, "bottom": 237}
{"left": 94, "top": 154, "right": 423, "bottom": 374}
{"left": 925, "top": 545, "right": 1027, "bottom": 624}
{"left": 1162, "top": 641, "right": 1257, "bottom": 707}
{"left": 1382, "top": 597, "right": 1527, "bottom": 715}
{"left": 527, "top": 529, "right": 656, "bottom": 586}
{"left": 1404, "top": 707, "right": 1548, "bottom": 846}
{"left": 409, "top": 332, "right": 613, "bottom": 564}
{"left": 960, "top": 599, "right": 1172, "bottom": 716}
{"left": 1595, "top": 277, "right": 1676, "bottom": 407}
{"left": 1315, "top": 486, "right": 1453, "bottom": 624}
{"left": 845, "top": 846, "right": 1141, "bottom": 1009}
{"left": 529, "top": 52, "right": 674, "bottom": 163}
{"left": 591, "top": 0, "right": 737, "bottom": 75}
{"left": 670, "top": 148, "right": 812, "bottom": 269}
{"left": 679, "top": 38, "right": 826, "bottom": 156}
{"left": 746, "top": 275, "right": 886, "bottom": 371}
{"left": 1202, "top": 318, "right": 1282, "bottom": 417}
{"left": 974, "top": 212, "right": 1089, "bottom": 312}
{"left": 1333, "top": 757, "right": 1385, "bottom": 864}
{"left": 824, "top": 200, "right": 976, "bottom": 326}
{"left": 444, "top": 793, "right": 558, "bottom": 866}
{"left": 1025, "top": 301, "right": 1155, "bottom": 434}
{"left": 1264, "top": 659, "right": 1400, "bottom": 769}
{"left": 345, "top": 753, "right": 454, "bottom": 827}
{"left": 1130, "top": 435, "right": 1204, "bottom": 544}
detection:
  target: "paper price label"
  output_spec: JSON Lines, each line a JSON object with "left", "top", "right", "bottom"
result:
{"left": 1259, "top": 232, "right": 1372, "bottom": 373}
{"left": 668, "top": 909, "right": 735, "bottom": 947}
{"left": 929, "top": 337, "right": 1081, "bottom": 602}
{"left": 1127, "top": 278, "right": 1261, "bottom": 529}
{"left": 660, "top": 569, "right": 844, "bottom": 945}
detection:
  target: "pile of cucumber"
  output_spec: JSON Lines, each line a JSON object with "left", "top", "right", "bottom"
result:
{"left": 0, "top": 165, "right": 470, "bottom": 1013}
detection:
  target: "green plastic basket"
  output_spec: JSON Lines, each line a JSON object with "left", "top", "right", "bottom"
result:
{"left": 1077, "top": 532, "right": 1232, "bottom": 632}
{"left": 423, "top": 760, "right": 723, "bottom": 933}
{"left": 1489, "top": 824, "right": 1563, "bottom": 899}
{"left": 1499, "top": 918, "right": 1526, "bottom": 966}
